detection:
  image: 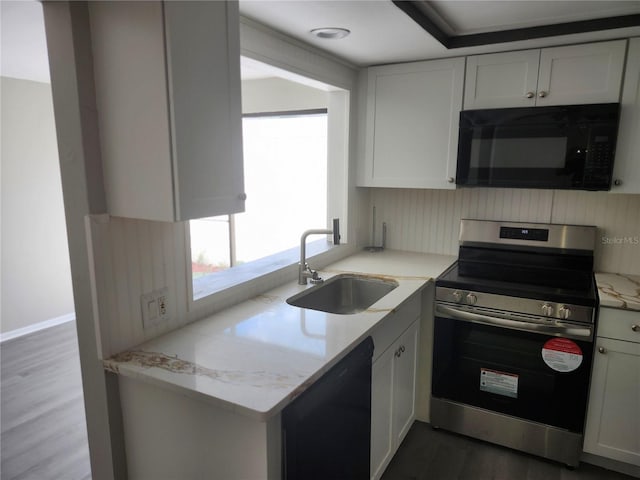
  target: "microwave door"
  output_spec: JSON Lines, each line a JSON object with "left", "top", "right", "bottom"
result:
{"left": 458, "top": 124, "right": 579, "bottom": 188}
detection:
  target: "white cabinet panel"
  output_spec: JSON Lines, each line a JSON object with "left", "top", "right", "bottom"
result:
{"left": 370, "top": 346, "right": 394, "bottom": 480}
{"left": 90, "top": 1, "right": 244, "bottom": 221}
{"left": 464, "top": 49, "right": 540, "bottom": 109}
{"left": 584, "top": 337, "right": 640, "bottom": 465}
{"left": 611, "top": 38, "right": 640, "bottom": 194}
{"left": 362, "top": 58, "right": 464, "bottom": 189}
{"left": 465, "top": 40, "right": 626, "bottom": 109}
{"left": 537, "top": 40, "right": 626, "bottom": 106}
{"left": 370, "top": 316, "right": 420, "bottom": 480}
{"left": 392, "top": 320, "right": 419, "bottom": 446}
{"left": 584, "top": 307, "right": 640, "bottom": 467}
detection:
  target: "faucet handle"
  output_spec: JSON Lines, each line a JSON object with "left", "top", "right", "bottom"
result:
{"left": 332, "top": 218, "right": 340, "bottom": 245}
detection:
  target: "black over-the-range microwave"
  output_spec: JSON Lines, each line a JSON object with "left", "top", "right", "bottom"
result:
{"left": 456, "top": 103, "right": 620, "bottom": 190}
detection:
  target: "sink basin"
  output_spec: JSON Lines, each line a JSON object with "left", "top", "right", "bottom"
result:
{"left": 287, "top": 274, "right": 398, "bottom": 315}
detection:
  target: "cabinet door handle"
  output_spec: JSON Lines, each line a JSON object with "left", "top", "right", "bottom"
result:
{"left": 598, "top": 346, "right": 607, "bottom": 354}
{"left": 613, "top": 179, "right": 623, "bottom": 186}
{"left": 632, "top": 324, "right": 639, "bottom": 332}
{"left": 538, "top": 91, "right": 547, "bottom": 98}
{"left": 447, "top": 177, "right": 455, "bottom": 183}
{"left": 525, "top": 91, "right": 535, "bottom": 99}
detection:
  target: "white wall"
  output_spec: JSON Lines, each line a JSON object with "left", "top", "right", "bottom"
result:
{"left": 242, "top": 77, "right": 328, "bottom": 113}
{"left": 369, "top": 188, "right": 640, "bottom": 275}
{"left": 0, "top": 76, "right": 74, "bottom": 334}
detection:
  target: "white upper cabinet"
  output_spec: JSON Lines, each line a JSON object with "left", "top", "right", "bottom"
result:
{"left": 611, "top": 38, "right": 640, "bottom": 194}
{"left": 465, "top": 49, "right": 540, "bottom": 108}
{"left": 359, "top": 57, "right": 465, "bottom": 189}
{"left": 465, "top": 40, "right": 626, "bottom": 109}
{"left": 89, "top": 1, "right": 245, "bottom": 222}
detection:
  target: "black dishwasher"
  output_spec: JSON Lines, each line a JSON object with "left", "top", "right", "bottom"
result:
{"left": 282, "top": 336, "right": 374, "bottom": 480}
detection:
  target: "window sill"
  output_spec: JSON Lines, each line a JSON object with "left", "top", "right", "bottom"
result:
{"left": 190, "top": 239, "right": 355, "bottom": 310}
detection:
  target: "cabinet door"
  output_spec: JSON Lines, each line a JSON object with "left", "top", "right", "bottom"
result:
{"left": 584, "top": 337, "right": 640, "bottom": 466}
{"left": 165, "top": 1, "right": 245, "bottom": 221}
{"left": 611, "top": 38, "right": 640, "bottom": 194}
{"left": 363, "top": 58, "right": 464, "bottom": 189}
{"left": 537, "top": 40, "right": 626, "bottom": 106}
{"left": 464, "top": 50, "right": 540, "bottom": 109}
{"left": 89, "top": 1, "right": 244, "bottom": 222}
{"left": 392, "top": 320, "right": 419, "bottom": 447}
{"left": 370, "top": 346, "right": 394, "bottom": 480}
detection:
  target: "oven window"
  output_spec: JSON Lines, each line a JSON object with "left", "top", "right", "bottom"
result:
{"left": 432, "top": 317, "right": 593, "bottom": 433}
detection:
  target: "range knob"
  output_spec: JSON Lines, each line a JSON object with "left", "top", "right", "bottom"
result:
{"left": 452, "top": 290, "right": 463, "bottom": 302}
{"left": 558, "top": 305, "right": 571, "bottom": 320}
{"left": 466, "top": 293, "right": 478, "bottom": 305}
{"left": 541, "top": 303, "right": 554, "bottom": 317}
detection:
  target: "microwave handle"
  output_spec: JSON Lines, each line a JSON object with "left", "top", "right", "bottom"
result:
{"left": 435, "top": 303, "right": 593, "bottom": 341}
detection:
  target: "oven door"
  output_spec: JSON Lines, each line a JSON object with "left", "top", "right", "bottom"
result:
{"left": 432, "top": 303, "right": 594, "bottom": 433}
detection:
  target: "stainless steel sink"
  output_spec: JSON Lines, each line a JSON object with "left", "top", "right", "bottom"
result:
{"left": 286, "top": 274, "right": 398, "bottom": 315}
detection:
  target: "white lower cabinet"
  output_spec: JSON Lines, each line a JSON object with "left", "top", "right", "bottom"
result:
{"left": 371, "top": 319, "right": 419, "bottom": 480}
{"left": 584, "top": 307, "right": 640, "bottom": 467}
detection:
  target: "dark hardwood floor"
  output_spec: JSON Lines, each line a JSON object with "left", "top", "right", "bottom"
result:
{"left": 1, "top": 321, "right": 91, "bottom": 480}
{"left": 382, "top": 421, "right": 636, "bottom": 480}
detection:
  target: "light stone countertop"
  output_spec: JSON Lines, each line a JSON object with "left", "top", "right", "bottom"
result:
{"left": 595, "top": 272, "right": 640, "bottom": 312}
{"left": 104, "top": 250, "right": 456, "bottom": 421}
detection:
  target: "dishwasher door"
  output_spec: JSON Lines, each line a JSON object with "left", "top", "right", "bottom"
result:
{"left": 282, "top": 336, "right": 374, "bottom": 480}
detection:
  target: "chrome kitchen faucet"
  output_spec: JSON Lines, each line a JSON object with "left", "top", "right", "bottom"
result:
{"left": 298, "top": 219, "right": 340, "bottom": 285}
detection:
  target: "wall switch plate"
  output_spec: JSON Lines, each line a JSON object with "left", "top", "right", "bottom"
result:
{"left": 141, "top": 287, "right": 170, "bottom": 329}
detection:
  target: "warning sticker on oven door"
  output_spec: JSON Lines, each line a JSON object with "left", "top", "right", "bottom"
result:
{"left": 542, "top": 338, "right": 583, "bottom": 372}
{"left": 480, "top": 368, "right": 518, "bottom": 398}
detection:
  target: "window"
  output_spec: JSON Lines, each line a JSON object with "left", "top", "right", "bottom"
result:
{"left": 189, "top": 110, "right": 329, "bottom": 295}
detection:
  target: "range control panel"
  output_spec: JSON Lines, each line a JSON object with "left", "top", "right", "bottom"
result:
{"left": 435, "top": 287, "right": 594, "bottom": 325}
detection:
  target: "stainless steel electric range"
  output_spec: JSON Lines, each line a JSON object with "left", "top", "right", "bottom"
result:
{"left": 432, "top": 219, "right": 599, "bottom": 467}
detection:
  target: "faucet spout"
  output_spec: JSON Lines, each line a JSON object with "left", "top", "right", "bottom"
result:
{"left": 298, "top": 219, "right": 340, "bottom": 285}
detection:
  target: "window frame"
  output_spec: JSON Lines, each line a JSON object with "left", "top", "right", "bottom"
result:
{"left": 189, "top": 108, "right": 329, "bottom": 282}
{"left": 185, "top": 89, "right": 351, "bottom": 309}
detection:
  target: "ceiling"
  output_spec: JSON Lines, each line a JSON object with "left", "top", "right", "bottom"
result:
{"left": 239, "top": 0, "right": 640, "bottom": 66}
{"left": 2, "top": 0, "right": 640, "bottom": 83}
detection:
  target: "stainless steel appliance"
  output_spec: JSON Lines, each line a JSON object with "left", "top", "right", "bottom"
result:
{"left": 456, "top": 103, "right": 620, "bottom": 190}
{"left": 431, "top": 220, "right": 598, "bottom": 467}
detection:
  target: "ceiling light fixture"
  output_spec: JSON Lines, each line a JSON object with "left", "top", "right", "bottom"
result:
{"left": 310, "top": 27, "right": 351, "bottom": 40}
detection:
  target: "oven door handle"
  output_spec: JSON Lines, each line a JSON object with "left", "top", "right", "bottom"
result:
{"left": 435, "top": 304, "right": 593, "bottom": 341}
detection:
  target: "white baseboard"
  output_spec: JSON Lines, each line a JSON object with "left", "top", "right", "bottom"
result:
{"left": 0, "top": 312, "right": 76, "bottom": 343}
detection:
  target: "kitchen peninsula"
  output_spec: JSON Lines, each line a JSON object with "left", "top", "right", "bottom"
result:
{"left": 104, "top": 250, "right": 455, "bottom": 479}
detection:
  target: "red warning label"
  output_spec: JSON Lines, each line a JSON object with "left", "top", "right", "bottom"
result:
{"left": 542, "top": 338, "right": 583, "bottom": 372}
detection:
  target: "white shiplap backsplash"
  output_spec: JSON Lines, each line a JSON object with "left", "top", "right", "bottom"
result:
{"left": 86, "top": 215, "right": 190, "bottom": 358}
{"left": 370, "top": 188, "right": 640, "bottom": 274}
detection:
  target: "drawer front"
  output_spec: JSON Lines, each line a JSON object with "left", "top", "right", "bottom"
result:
{"left": 597, "top": 307, "right": 640, "bottom": 343}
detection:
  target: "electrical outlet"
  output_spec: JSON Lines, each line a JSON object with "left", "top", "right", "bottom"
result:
{"left": 141, "top": 287, "right": 170, "bottom": 329}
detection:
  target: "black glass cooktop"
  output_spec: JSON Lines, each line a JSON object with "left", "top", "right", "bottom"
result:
{"left": 436, "top": 261, "right": 598, "bottom": 307}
